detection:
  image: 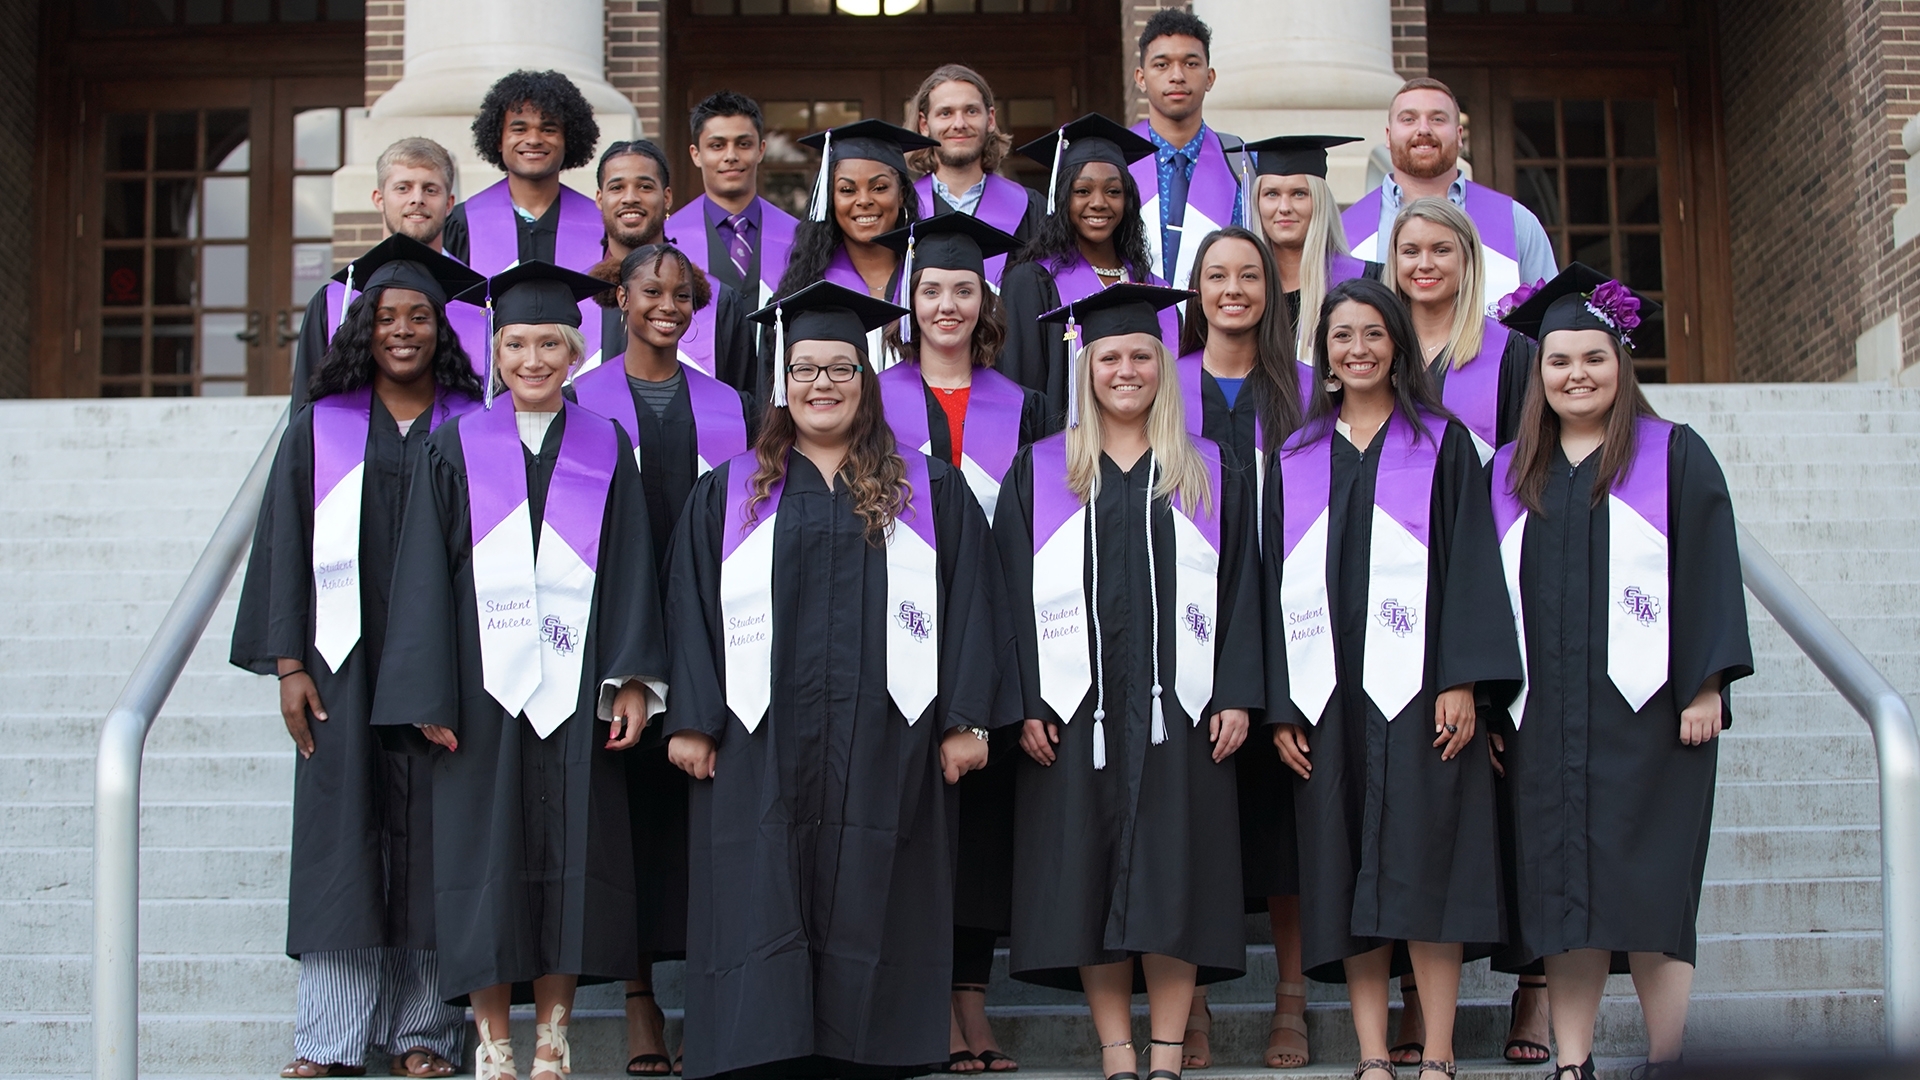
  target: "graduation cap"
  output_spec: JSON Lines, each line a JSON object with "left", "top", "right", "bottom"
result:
{"left": 873, "top": 214, "right": 1021, "bottom": 342}
{"left": 1239, "top": 134, "right": 1364, "bottom": 180}
{"left": 747, "top": 280, "right": 911, "bottom": 407}
{"left": 797, "top": 119, "right": 939, "bottom": 224}
{"left": 454, "top": 261, "right": 611, "bottom": 409}
{"left": 330, "top": 233, "right": 485, "bottom": 334}
{"left": 1495, "top": 261, "right": 1661, "bottom": 350}
{"left": 1038, "top": 283, "right": 1192, "bottom": 427}
{"left": 1015, "top": 113, "right": 1156, "bottom": 216}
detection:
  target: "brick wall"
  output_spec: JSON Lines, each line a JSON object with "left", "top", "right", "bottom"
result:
{"left": 1869, "top": 1, "right": 1920, "bottom": 376}
{"left": 0, "top": 0, "right": 39, "bottom": 397}
{"left": 606, "top": 1, "right": 666, "bottom": 141}
{"left": 1390, "top": 0, "right": 1427, "bottom": 78}
{"left": 366, "top": 0, "right": 404, "bottom": 107}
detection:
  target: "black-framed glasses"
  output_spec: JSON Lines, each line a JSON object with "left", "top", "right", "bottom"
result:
{"left": 788, "top": 362, "right": 863, "bottom": 383}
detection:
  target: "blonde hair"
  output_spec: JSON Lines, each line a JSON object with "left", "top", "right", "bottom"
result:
{"left": 376, "top": 137, "right": 457, "bottom": 193}
{"left": 1269, "top": 173, "right": 1355, "bottom": 367}
{"left": 1064, "top": 336, "right": 1216, "bottom": 520}
{"left": 1389, "top": 196, "right": 1484, "bottom": 370}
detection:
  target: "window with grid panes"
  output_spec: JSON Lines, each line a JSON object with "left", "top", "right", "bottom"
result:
{"left": 690, "top": 0, "right": 1071, "bottom": 13}
{"left": 85, "top": 0, "right": 365, "bottom": 28}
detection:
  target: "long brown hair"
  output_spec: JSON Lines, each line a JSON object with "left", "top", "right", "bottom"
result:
{"left": 906, "top": 64, "right": 1012, "bottom": 175}
{"left": 1297, "top": 277, "right": 1451, "bottom": 448}
{"left": 745, "top": 345, "right": 911, "bottom": 545}
{"left": 1505, "top": 333, "right": 1658, "bottom": 514}
{"left": 1179, "top": 226, "right": 1304, "bottom": 452}
{"left": 885, "top": 265, "right": 1007, "bottom": 366}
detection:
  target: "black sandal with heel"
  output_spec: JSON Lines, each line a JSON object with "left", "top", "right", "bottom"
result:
{"left": 1099, "top": 1038, "right": 1137, "bottom": 1080}
{"left": 1552, "top": 1058, "right": 1595, "bottom": 1080}
{"left": 1388, "top": 984, "right": 1422, "bottom": 1067}
{"left": 1503, "top": 979, "right": 1551, "bottom": 1064}
{"left": 1146, "top": 1038, "right": 1184, "bottom": 1080}
{"left": 625, "top": 990, "right": 671, "bottom": 1077}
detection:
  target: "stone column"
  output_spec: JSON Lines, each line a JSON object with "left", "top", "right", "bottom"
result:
{"left": 1191, "top": 0, "right": 1403, "bottom": 200}
{"left": 334, "top": 0, "right": 639, "bottom": 226}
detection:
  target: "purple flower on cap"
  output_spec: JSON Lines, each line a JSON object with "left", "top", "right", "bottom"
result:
{"left": 1491, "top": 277, "right": 1547, "bottom": 321}
{"left": 1584, "top": 279, "right": 1643, "bottom": 347}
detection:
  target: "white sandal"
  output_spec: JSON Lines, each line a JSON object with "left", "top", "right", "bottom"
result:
{"left": 533, "top": 1004, "right": 572, "bottom": 1079}
{"left": 476, "top": 1019, "right": 515, "bottom": 1080}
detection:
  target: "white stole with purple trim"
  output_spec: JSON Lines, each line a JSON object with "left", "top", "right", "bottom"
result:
{"left": 1277, "top": 413, "right": 1440, "bottom": 722}
{"left": 460, "top": 401, "right": 620, "bottom": 737}
{"left": 1490, "top": 418, "right": 1674, "bottom": 723}
{"left": 718, "top": 451, "right": 941, "bottom": 730}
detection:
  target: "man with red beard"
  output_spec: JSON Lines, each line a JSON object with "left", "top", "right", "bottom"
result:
{"left": 909, "top": 64, "right": 1046, "bottom": 290}
{"left": 1342, "top": 77, "right": 1556, "bottom": 315}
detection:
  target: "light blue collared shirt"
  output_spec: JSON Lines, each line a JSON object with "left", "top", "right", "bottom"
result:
{"left": 932, "top": 175, "right": 987, "bottom": 216}
{"left": 1374, "top": 172, "right": 1557, "bottom": 285}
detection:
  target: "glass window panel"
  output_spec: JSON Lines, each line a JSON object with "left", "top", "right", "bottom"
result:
{"left": 1492, "top": 0, "right": 1527, "bottom": 10}
{"left": 1569, "top": 232, "right": 1611, "bottom": 276}
{"left": 101, "top": 382, "right": 142, "bottom": 398}
{"left": 1565, "top": 166, "right": 1608, "bottom": 224}
{"left": 184, "top": 0, "right": 222, "bottom": 19}
{"left": 292, "top": 242, "right": 333, "bottom": 306}
{"left": 1439, "top": 0, "right": 1480, "bottom": 10}
{"left": 101, "top": 317, "right": 145, "bottom": 377}
{"left": 151, "top": 382, "right": 194, "bottom": 397}
{"left": 104, "top": 114, "right": 148, "bottom": 172}
{"left": 790, "top": 0, "right": 830, "bottom": 9}
{"left": 104, "top": 249, "right": 144, "bottom": 306}
{"left": 202, "top": 244, "right": 249, "bottom": 307}
{"left": 690, "top": 0, "right": 733, "bottom": 11}
{"left": 153, "top": 247, "right": 198, "bottom": 306}
{"left": 153, "top": 316, "right": 196, "bottom": 374}
{"left": 293, "top": 175, "right": 332, "bottom": 237}
{"left": 154, "top": 112, "right": 198, "bottom": 171}
{"left": 153, "top": 177, "right": 198, "bottom": 239}
{"left": 282, "top": 0, "right": 320, "bottom": 18}
{"left": 1563, "top": 100, "right": 1605, "bottom": 158}
{"left": 1624, "top": 232, "right": 1663, "bottom": 290}
{"left": 1612, "top": 100, "right": 1657, "bottom": 158}
{"left": 1535, "top": 0, "right": 1573, "bottom": 11}
{"left": 981, "top": 0, "right": 1020, "bottom": 10}
{"left": 200, "top": 380, "right": 248, "bottom": 396}
{"left": 206, "top": 110, "right": 250, "bottom": 171}
{"left": 200, "top": 313, "right": 250, "bottom": 375}
{"left": 814, "top": 100, "right": 863, "bottom": 129}
{"left": 1512, "top": 101, "right": 1555, "bottom": 159}
{"left": 202, "top": 176, "right": 250, "bottom": 239}
{"left": 738, "top": 0, "right": 779, "bottom": 11}
{"left": 932, "top": 0, "right": 974, "bottom": 10}
{"left": 328, "top": 0, "right": 368, "bottom": 17}
{"left": 232, "top": 0, "right": 270, "bottom": 20}
{"left": 1007, "top": 98, "right": 1056, "bottom": 128}
{"left": 762, "top": 101, "right": 812, "bottom": 135}
{"left": 1028, "top": 0, "right": 1071, "bottom": 9}
{"left": 1616, "top": 166, "right": 1659, "bottom": 224}
{"left": 294, "top": 109, "right": 341, "bottom": 170}
{"left": 1514, "top": 166, "right": 1560, "bottom": 227}
{"left": 1633, "top": 313, "right": 1665, "bottom": 360}
{"left": 103, "top": 180, "right": 147, "bottom": 240}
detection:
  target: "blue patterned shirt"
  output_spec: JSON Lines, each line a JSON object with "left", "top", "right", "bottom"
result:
{"left": 1145, "top": 124, "right": 1243, "bottom": 269}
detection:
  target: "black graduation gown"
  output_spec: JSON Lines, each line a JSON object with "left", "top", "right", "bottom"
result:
{"left": 664, "top": 453, "right": 1014, "bottom": 1080}
{"left": 564, "top": 372, "right": 756, "bottom": 957}
{"left": 921, "top": 183, "right": 1047, "bottom": 250}
{"left": 911, "top": 379, "right": 1053, "bottom": 936}
{"left": 441, "top": 195, "right": 560, "bottom": 266}
{"left": 1500, "top": 426, "right": 1752, "bottom": 968}
{"left": 1189, "top": 374, "right": 1303, "bottom": 902}
{"left": 999, "top": 447, "right": 1264, "bottom": 990}
{"left": 996, "top": 260, "right": 1071, "bottom": 421}
{"left": 1262, "top": 419, "right": 1521, "bottom": 981}
{"left": 1428, "top": 330, "right": 1535, "bottom": 450}
{"left": 1280, "top": 260, "right": 1383, "bottom": 341}
{"left": 232, "top": 395, "right": 438, "bottom": 957}
{"left": 288, "top": 287, "right": 333, "bottom": 413}
{"left": 370, "top": 408, "right": 669, "bottom": 1002}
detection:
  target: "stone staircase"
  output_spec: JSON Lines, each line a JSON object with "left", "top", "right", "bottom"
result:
{"left": 0, "top": 386, "right": 1914, "bottom": 1078}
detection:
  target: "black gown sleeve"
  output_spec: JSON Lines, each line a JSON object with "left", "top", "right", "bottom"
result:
{"left": 1495, "top": 330, "right": 1535, "bottom": 448}
{"left": 231, "top": 407, "right": 317, "bottom": 674}
{"left": 1017, "top": 385, "right": 1058, "bottom": 443}
{"left": 662, "top": 464, "right": 734, "bottom": 744}
{"left": 288, "top": 290, "right": 333, "bottom": 412}
{"left": 1209, "top": 451, "right": 1265, "bottom": 715}
{"left": 929, "top": 459, "right": 1020, "bottom": 731}
{"left": 369, "top": 428, "right": 469, "bottom": 743}
{"left": 997, "top": 262, "right": 1064, "bottom": 417}
{"left": 991, "top": 445, "right": 1046, "bottom": 721}
{"left": 440, "top": 202, "right": 470, "bottom": 265}
{"left": 1433, "top": 421, "right": 1525, "bottom": 695}
{"left": 1666, "top": 424, "right": 1754, "bottom": 722}
{"left": 591, "top": 424, "right": 673, "bottom": 713}
{"left": 711, "top": 283, "right": 759, "bottom": 401}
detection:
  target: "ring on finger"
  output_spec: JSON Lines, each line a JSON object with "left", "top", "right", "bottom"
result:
{"left": 1444, "top": 723, "right": 1459, "bottom": 734}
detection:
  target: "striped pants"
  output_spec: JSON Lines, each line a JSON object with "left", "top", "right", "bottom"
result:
{"left": 294, "top": 948, "right": 463, "bottom": 1066}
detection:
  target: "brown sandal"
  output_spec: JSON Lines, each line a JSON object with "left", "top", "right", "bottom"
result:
{"left": 1182, "top": 988, "right": 1211, "bottom": 1069}
{"left": 281, "top": 1060, "right": 367, "bottom": 1078}
{"left": 392, "top": 1048, "right": 457, "bottom": 1078}
{"left": 1265, "top": 980, "right": 1310, "bottom": 1069}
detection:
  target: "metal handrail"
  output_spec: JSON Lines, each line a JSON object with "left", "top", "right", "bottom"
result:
{"left": 93, "top": 407, "right": 287, "bottom": 1080}
{"left": 1737, "top": 522, "right": 1920, "bottom": 1053}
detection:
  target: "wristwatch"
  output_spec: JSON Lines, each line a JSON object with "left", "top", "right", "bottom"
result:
{"left": 961, "top": 725, "right": 989, "bottom": 742}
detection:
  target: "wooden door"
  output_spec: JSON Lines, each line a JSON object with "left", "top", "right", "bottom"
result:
{"left": 79, "top": 74, "right": 356, "bottom": 397}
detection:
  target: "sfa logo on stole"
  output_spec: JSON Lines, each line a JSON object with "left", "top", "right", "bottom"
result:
{"left": 541, "top": 615, "right": 580, "bottom": 656}
{"left": 895, "top": 600, "right": 934, "bottom": 643}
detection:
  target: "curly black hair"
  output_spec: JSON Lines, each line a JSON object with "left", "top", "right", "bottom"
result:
{"left": 772, "top": 160, "right": 921, "bottom": 301}
{"left": 471, "top": 70, "right": 600, "bottom": 172}
{"left": 1139, "top": 8, "right": 1212, "bottom": 60}
{"left": 1006, "top": 159, "right": 1154, "bottom": 282}
{"left": 307, "top": 286, "right": 484, "bottom": 403}
{"left": 598, "top": 139, "right": 671, "bottom": 187}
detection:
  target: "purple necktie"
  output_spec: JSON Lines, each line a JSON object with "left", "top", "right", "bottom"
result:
{"left": 721, "top": 213, "right": 754, "bottom": 282}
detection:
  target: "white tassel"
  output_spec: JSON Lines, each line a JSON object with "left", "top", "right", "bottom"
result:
{"left": 900, "top": 227, "right": 916, "bottom": 344}
{"left": 1150, "top": 686, "right": 1166, "bottom": 745}
{"left": 1088, "top": 482, "right": 1107, "bottom": 771}
{"left": 482, "top": 291, "right": 497, "bottom": 411}
{"left": 770, "top": 303, "right": 788, "bottom": 408}
{"left": 1065, "top": 327, "right": 1082, "bottom": 429}
{"left": 1092, "top": 710, "right": 1107, "bottom": 770}
{"left": 809, "top": 130, "right": 833, "bottom": 223}
{"left": 336, "top": 262, "right": 355, "bottom": 336}
{"left": 1237, "top": 143, "right": 1257, "bottom": 233}
{"left": 1046, "top": 127, "right": 1067, "bottom": 216}
{"left": 1145, "top": 456, "right": 1165, "bottom": 745}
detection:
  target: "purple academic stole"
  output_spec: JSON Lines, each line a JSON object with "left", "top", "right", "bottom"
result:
{"left": 1050, "top": 255, "right": 1181, "bottom": 348}
{"left": 913, "top": 173, "right": 1032, "bottom": 286}
{"left": 1439, "top": 317, "right": 1510, "bottom": 462}
{"left": 1328, "top": 253, "right": 1368, "bottom": 284}
{"left": 1277, "top": 412, "right": 1440, "bottom": 722}
{"left": 1341, "top": 180, "right": 1521, "bottom": 309}
{"left": 458, "top": 401, "right": 618, "bottom": 734}
{"left": 879, "top": 363, "right": 1024, "bottom": 519}
{"left": 678, "top": 268, "right": 724, "bottom": 377}
{"left": 463, "top": 179, "right": 604, "bottom": 333}
{"left": 1175, "top": 349, "right": 1265, "bottom": 453}
{"left": 1128, "top": 122, "right": 1241, "bottom": 288}
{"left": 664, "top": 196, "right": 797, "bottom": 305}
{"left": 571, "top": 357, "right": 748, "bottom": 473}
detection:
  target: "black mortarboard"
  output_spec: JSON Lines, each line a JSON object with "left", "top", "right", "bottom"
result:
{"left": 1039, "top": 283, "right": 1192, "bottom": 427}
{"left": 874, "top": 214, "right": 1022, "bottom": 342}
{"left": 798, "top": 120, "right": 939, "bottom": 223}
{"left": 1496, "top": 262, "right": 1662, "bottom": 348}
{"left": 454, "top": 260, "right": 608, "bottom": 329}
{"left": 1015, "top": 114, "right": 1156, "bottom": 215}
{"left": 747, "top": 280, "right": 912, "bottom": 407}
{"left": 1239, "top": 134, "right": 1364, "bottom": 180}
{"left": 332, "top": 233, "right": 483, "bottom": 307}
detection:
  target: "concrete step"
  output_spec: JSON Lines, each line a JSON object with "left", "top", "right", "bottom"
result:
{"left": 0, "top": 846, "right": 290, "bottom": 902}
{"left": 0, "top": 507, "right": 245, "bottom": 542}
{"left": 1697, "top": 877, "right": 1880, "bottom": 934}
{"left": 1714, "top": 731, "right": 1876, "bottom": 783}
{"left": 1645, "top": 382, "right": 1920, "bottom": 414}
{"left": 0, "top": 634, "right": 266, "bottom": 675}
{"left": 1747, "top": 615, "right": 1920, "bottom": 658}
{"left": 1741, "top": 652, "right": 1919, "bottom": 694}
{"left": 0, "top": 570, "right": 243, "bottom": 605}
{"left": 1727, "top": 691, "right": 1896, "bottom": 736}
{"left": 0, "top": 898, "right": 284, "bottom": 955}
{"left": 0, "top": 669, "right": 270, "bottom": 718}
{"left": 0, "top": 753, "right": 291, "bottom": 805}
{"left": 0, "top": 802, "right": 291, "bottom": 849}
{"left": 1704, "top": 825, "right": 1881, "bottom": 879}
{"left": 0, "top": 712, "right": 285, "bottom": 756}
{"left": 1711, "top": 780, "right": 1879, "bottom": 828}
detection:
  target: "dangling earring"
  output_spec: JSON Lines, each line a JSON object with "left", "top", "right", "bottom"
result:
{"left": 1323, "top": 376, "right": 1341, "bottom": 393}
